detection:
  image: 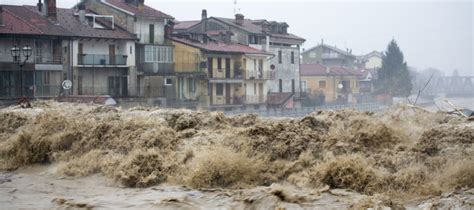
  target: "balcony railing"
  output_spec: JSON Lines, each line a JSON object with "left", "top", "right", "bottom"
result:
{"left": 245, "top": 70, "right": 270, "bottom": 80}
{"left": 139, "top": 62, "right": 175, "bottom": 75}
{"left": 35, "top": 55, "right": 62, "bottom": 64}
{"left": 78, "top": 54, "right": 127, "bottom": 66}
{"left": 207, "top": 95, "right": 245, "bottom": 106}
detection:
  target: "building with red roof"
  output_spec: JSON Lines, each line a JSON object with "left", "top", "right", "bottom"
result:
{"left": 300, "top": 63, "right": 362, "bottom": 104}
{"left": 173, "top": 10, "right": 306, "bottom": 99}
{"left": 172, "top": 35, "right": 272, "bottom": 111}
{"left": 0, "top": 1, "right": 138, "bottom": 100}
{"left": 77, "top": 0, "right": 175, "bottom": 101}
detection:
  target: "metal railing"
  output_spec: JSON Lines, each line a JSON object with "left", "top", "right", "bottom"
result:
{"left": 207, "top": 95, "right": 245, "bottom": 106}
{"left": 35, "top": 55, "right": 62, "bottom": 64}
{"left": 245, "top": 70, "right": 270, "bottom": 80}
{"left": 78, "top": 54, "right": 127, "bottom": 66}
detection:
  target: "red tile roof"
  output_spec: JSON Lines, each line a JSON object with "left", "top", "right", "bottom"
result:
{"left": 172, "top": 37, "right": 271, "bottom": 55}
{"left": 0, "top": 5, "right": 135, "bottom": 40}
{"left": 50, "top": 7, "right": 136, "bottom": 40}
{"left": 103, "top": 0, "right": 173, "bottom": 19}
{"left": 300, "top": 64, "right": 362, "bottom": 77}
{"left": 0, "top": 5, "right": 72, "bottom": 36}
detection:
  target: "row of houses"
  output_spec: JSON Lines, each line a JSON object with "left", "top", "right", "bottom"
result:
{"left": 0, "top": 0, "right": 382, "bottom": 110}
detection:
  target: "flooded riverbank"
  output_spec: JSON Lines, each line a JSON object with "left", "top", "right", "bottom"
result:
{"left": 0, "top": 101, "right": 472, "bottom": 209}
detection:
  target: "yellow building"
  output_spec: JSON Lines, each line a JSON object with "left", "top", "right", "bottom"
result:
{"left": 300, "top": 64, "right": 361, "bottom": 104}
{"left": 172, "top": 37, "right": 271, "bottom": 111}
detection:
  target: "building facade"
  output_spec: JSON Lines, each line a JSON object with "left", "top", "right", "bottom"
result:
{"left": 300, "top": 63, "right": 361, "bottom": 104}
{"left": 0, "top": 4, "right": 72, "bottom": 99}
{"left": 175, "top": 10, "right": 305, "bottom": 96}
{"left": 172, "top": 36, "right": 271, "bottom": 111}
{"left": 302, "top": 43, "right": 356, "bottom": 67}
{"left": 79, "top": 0, "right": 176, "bottom": 103}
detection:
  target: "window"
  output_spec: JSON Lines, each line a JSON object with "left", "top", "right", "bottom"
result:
{"left": 291, "top": 52, "right": 295, "bottom": 64}
{"left": 249, "top": 35, "right": 257, "bottom": 44}
{"left": 278, "top": 51, "right": 282, "bottom": 64}
{"left": 217, "top": 58, "right": 222, "bottom": 70}
{"left": 319, "top": 80, "right": 326, "bottom": 89}
{"left": 309, "top": 52, "right": 316, "bottom": 58}
{"left": 144, "top": 46, "right": 173, "bottom": 63}
{"left": 130, "top": 46, "right": 133, "bottom": 55}
{"left": 253, "top": 59, "right": 257, "bottom": 70}
{"left": 254, "top": 83, "right": 257, "bottom": 95}
{"left": 258, "top": 59, "right": 263, "bottom": 71}
{"left": 291, "top": 79, "right": 295, "bottom": 93}
{"left": 301, "top": 81, "right": 307, "bottom": 92}
{"left": 243, "top": 58, "right": 246, "bottom": 70}
{"left": 149, "top": 24, "right": 155, "bottom": 44}
{"left": 164, "top": 78, "right": 173, "bottom": 86}
{"left": 188, "top": 78, "right": 195, "bottom": 92}
{"left": 279, "top": 79, "right": 283, "bottom": 93}
{"left": 216, "top": 84, "right": 223, "bottom": 96}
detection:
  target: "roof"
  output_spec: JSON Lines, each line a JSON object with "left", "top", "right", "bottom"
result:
{"left": 213, "top": 17, "right": 305, "bottom": 41}
{"left": 213, "top": 17, "right": 265, "bottom": 34}
{"left": 300, "top": 64, "right": 362, "bottom": 77}
{"left": 364, "top": 51, "right": 383, "bottom": 58}
{"left": 0, "top": 5, "right": 72, "bottom": 36}
{"left": 174, "top": 20, "right": 200, "bottom": 30}
{"left": 172, "top": 37, "right": 271, "bottom": 55}
{"left": 270, "top": 32, "right": 305, "bottom": 41}
{"left": 303, "top": 44, "right": 356, "bottom": 58}
{"left": 49, "top": 7, "right": 136, "bottom": 40}
{"left": 102, "top": 0, "right": 173, "bottom": 19}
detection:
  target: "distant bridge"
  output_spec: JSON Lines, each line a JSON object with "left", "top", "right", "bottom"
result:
{"left": 428, "top": 76, "right": 474, "bottom": 96}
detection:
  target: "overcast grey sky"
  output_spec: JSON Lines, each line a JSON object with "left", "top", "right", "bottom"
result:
{"left": 5, "top": 0, "right": 473, "bottom": 75}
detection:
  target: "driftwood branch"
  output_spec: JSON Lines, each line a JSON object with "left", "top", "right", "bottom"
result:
{"left": 413, "top": 73, "right": 435, "bottom": 106}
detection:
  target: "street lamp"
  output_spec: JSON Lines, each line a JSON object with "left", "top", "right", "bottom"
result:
{"left": 10, "top": 44, "right": 33, "bottom": 100}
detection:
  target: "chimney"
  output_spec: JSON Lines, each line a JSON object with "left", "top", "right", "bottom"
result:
{"left": 165, "top": 20, "right": 174, "bottom": 38}
{"left": 224, "top": 30, "right": 232, "bottom": 43}
{"left": 138, "top": 0, "right": 144, "bottom": 11}
{"left": 37, "top": 0, "right": 43, "bottom": 12}
{"left": 235, "top": 13, "right": 244, "bottom": 25}
{"left": 326, "top": 66, "right": 330, "bottom": 74}
{"left": 0, "top": 6, "right": 3, "bottom": 26}
{"left": 201, "top": 9, "right": 207, "bottom": 20}
{"left": 78, "top": 4, "right": 87, "bottom": 25}
{"left": 45, "top": 0, "right": 57, "bottom": 21}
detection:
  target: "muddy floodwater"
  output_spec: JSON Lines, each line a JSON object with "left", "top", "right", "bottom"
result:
{"left": 0, "top": 101, "right": 473, "bottom": 209}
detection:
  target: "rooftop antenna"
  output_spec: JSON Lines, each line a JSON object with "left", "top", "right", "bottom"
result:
{"left": 234, "top": 0, "right": 238, "bottom": 14}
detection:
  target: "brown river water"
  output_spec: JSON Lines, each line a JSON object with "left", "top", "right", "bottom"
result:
{"left": 0, "top": 101, "right": 472, "bottom": 209}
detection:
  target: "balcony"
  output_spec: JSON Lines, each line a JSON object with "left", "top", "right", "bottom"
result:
{"left": 206, "top": 95, "right": 245, "bottom": 107}
{"left": 245, "top": 70, "right": 270, "bottom": 80}
{"left": 35, "top": 55, "right": 63, "bottom": 71}
{"left": 139, "top": 62, "right": 175, "bottom": 75}
{"left": 35, "top": 55, "right": 62, "bottom": 64}
{"left": 78, "top": 54, "right": 127, "bottom": 66}
{"left": 209, "top": 69, "right": 244, "bottom": 83}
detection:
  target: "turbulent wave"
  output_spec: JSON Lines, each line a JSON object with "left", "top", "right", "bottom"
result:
{"left": 0, "top": 101, "right": 472, "bottom": 202}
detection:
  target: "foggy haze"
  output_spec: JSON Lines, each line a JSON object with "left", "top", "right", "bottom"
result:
{"left": 5, "top": 0, "right": 473, "bottom": 75}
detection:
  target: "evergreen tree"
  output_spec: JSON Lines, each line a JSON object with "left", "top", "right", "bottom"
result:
{"left": 376, "top": 39, "right": 413, "bottom": 96}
